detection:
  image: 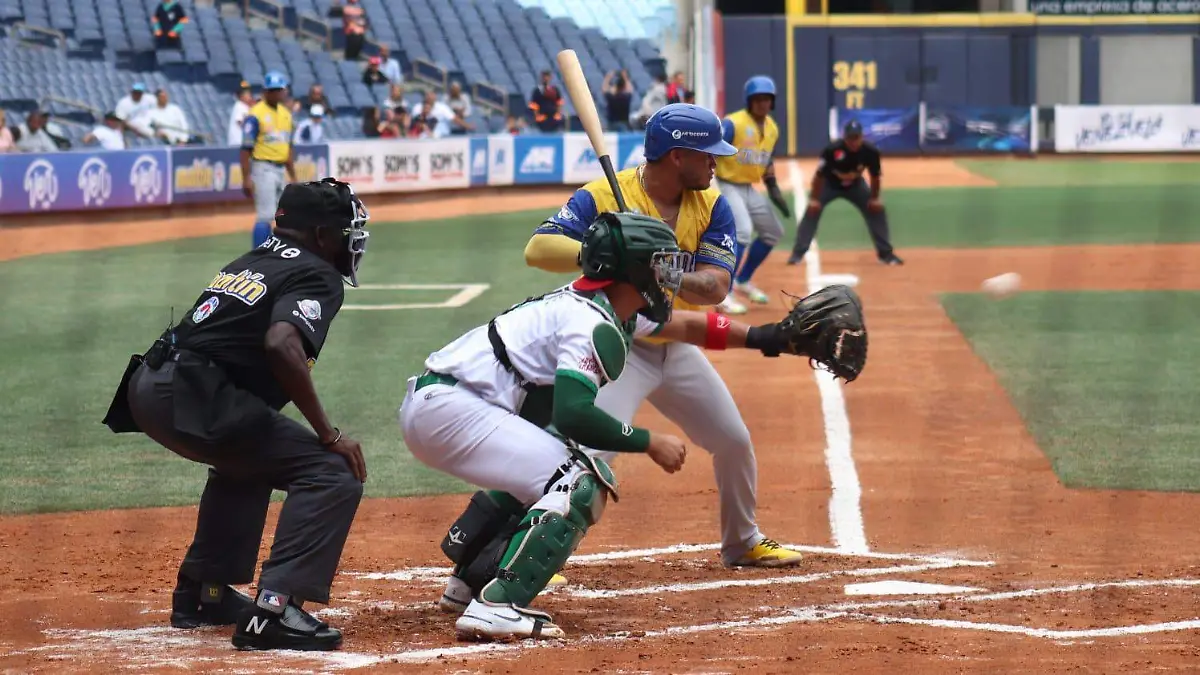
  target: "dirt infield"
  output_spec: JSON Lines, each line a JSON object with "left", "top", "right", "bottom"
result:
{"left": 3, "top": 158, "right": 1199, "bottom": 673}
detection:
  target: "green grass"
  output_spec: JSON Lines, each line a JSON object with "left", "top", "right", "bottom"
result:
{"left": 942, "top": 291, "right": 1200, "bottom": 491}
{"left": 957, "top": 158, "right": 1200, "bottom": 188}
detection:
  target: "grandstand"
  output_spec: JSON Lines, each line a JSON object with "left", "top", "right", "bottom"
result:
{"left": 0, "top": 0, "right": 673, "bottom": 147}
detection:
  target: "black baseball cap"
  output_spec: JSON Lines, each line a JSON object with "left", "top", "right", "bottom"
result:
{"left": 274, "top": 180, "right": 351, "bottom": 230}
{"left": 843, "top": 120, "right": 863, "bottom": 137}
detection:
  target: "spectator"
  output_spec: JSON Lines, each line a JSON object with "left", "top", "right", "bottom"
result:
{"left": 362, "top": 107, "right": 386, "bottom": 138}
{"left": 444, "top": 81, "right": 474, "bottom": 135}
{"left": 603, "top": 69, "right": 633, "bottom": 131}
{"left": 227, "top": 81, "right": 254, "bottom": 146}
{"left": 329, "top": 0, "right": 367, "bottom": 61}
{"left": 411, "top": 89, "right": 455, "bottom": 139}
{"left": 363, "top": 56, "right": 389, "bottom": 88}
{"left": 152, "top": 0, "right": 188, "bottom": 50}
{"left": 382, "top": 83, "right": 407, "bottom": 115}
{"left": 295, "top": 105, "right": 326, "bottom": 144}
{"left": 0, "top": 110, "right": 15, "bottom": 153}
{"left": 291, "top": 84, "right": 333, "bottom": 118}
{"left": 378, "top": 44, "right": 402, "bottom": 84}
{"left": 15, "top": 110, "right": 70, "bottom": 152}
{"left": 528, "top": 70, "right": 564, "bottom": 133}
{"left": 505, "top": 114, "right": 525, "bottom": 135}
{"left": 83, "top": 112, "right": 127, "bottom": 150}
{"left": 634, "top": 73, "right": 668, "bottom": 128}
{"left": 666, "top": 70, "right": 690, "bottom": 104}
{"left": 115, "top": 83, "right": 155, "bottom": 136}
{"left": 144, "top": 89, "right": 191, "bottom": 145}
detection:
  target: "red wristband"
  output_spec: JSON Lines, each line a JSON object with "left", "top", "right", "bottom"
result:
{"left": 705, "top": 311, "right": 732, "bottom": 351}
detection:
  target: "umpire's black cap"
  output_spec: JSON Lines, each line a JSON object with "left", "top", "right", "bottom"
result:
{"left": 274, "top": 179, "right": 352, "bottom": 230}
{"left": 843, "top": 120, "right": 863, "bottom": 138}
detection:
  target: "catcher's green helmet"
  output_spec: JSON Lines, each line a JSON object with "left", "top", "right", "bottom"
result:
{"left": 579, "top": 212, "right": 685, "bottom": 323}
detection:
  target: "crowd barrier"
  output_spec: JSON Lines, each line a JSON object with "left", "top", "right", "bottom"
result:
{"left": 0, "top": 132, "right": 650, "bottom": 216}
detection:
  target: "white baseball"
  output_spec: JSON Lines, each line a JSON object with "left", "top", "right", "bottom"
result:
{"left": 981, "top": 272, "right": 1021, "bottom": 299}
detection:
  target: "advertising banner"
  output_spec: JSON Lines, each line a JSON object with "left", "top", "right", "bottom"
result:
{"left": 562, "top": 132, "right": 620, "bottom": 185}
{"left": 1054, "top": 105, "right": 1200, "bottom": 152}
{"left": 833, "top": 108, "right": 921, "bottom": 152}
{"left": 328, "top": 138, "right": 468, "bottom": 193}
{"left": 1029, "top": 0, "right": 1200, "bottom": 15}
{"left": 487, "top": 134, "right": 515, "bottom": 186}
{"left": 513, "top": 135, "right": 563, "bottom": 185}
{"left": 172, "top": 145, "right": 328, "bottom": 204}
{"left": 469, "top": 137, "right": 489, "bottom": 187}
{"left": 617, "top": 132, "right": 646, "bottom": 171}
{"left": 923, "top": 106, "right": 1035, "bottom": 152}
{"left": 0, "top": 148, "right": 170, "bottom": 215}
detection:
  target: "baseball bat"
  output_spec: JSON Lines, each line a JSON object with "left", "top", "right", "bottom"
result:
{"left": 556, "top": 49, "right": 629, "bottom": 212}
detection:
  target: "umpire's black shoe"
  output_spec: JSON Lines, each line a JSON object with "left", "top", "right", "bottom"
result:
{"left": 232, "top": 601, "right": 343, "bottom": 651}
{"left": 786, "top": 253, "right": 804, "bottom": 265}
{"left": 879, "top": 253, "right": 904, "bottom": 266}
{"left": 170, "top": 576, "right": 255, "bottom": 629}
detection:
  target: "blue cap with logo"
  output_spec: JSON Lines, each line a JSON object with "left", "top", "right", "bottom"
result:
{"left": 643, "top": 103, "right": 738, "bottom": 162}
{"left": 264, "top": 71, "right": 289, "bottom": 90}
{"left": 744, "top": 75, "right": 776, "bottom": 109}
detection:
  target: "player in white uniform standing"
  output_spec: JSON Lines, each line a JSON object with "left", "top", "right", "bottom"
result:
{"left": 401, "top": 213, "right": 864, "bottom": 641}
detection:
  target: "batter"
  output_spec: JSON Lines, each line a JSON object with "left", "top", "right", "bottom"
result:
{"left": 522, "top": 103, "right": 806, "bottom": 568}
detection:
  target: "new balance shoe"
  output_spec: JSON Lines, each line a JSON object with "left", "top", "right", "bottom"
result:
{"left": 455, "top": 598, "right": 565, "bottom": 641}
{"left": 734, "top": 281, "right": 769, "bottom": 304}
{"left": 232, "top": 595, "right": 343, "bottom": 652}
{"left": 170, "top": 574, "right": 255, "bottom": 629}
{"left": 727, "top": 537, "right": 805, "bottom": 568}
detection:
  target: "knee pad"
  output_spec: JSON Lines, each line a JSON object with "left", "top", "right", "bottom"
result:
{"left": 441, "top": 490, "right": 525, "bottom": 568}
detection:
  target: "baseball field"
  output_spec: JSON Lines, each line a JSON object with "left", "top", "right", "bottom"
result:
{"left": 2, "top": 155, "right": 1200, "bottom": 673}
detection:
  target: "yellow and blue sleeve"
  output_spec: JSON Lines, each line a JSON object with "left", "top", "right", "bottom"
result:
{"left": 241, "top": 115, "right": 259, "bottom": 150}
{"left": 695, "top": 196, "right": 737, "bottom": 275}
{"left": 722, "top": 118, "right": 735, "bottom": 144}
{"left": 534, "top": 188, "right": 597, "bottom": 241}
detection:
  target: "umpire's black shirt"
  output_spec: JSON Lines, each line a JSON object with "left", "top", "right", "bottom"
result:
{"left": 817, "top": 139, "right": 882, "bottom": 190}
{"left": 174, "top": 234, "right": 345, "bottom": 410}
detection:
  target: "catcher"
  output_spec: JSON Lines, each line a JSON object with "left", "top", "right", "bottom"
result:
{"left": 402, "top": 211, "right": 867, "bottom": 641}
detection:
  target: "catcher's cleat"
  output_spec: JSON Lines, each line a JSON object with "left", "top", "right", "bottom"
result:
{"left": 455, "top": 598, "right": 566, "bottom": 641}
{"left": 440, "top": 574, "right": 568, "bottom": 615}
{"left": 170, "top": 575, "right": 255, "bottom": 629}
{"left": 717, "top": 296, "right": 748, "bottom": 315}
{"left": 726, "top": 537, "right": 805, "bottom": 568}
{"left": 734, "top": 281, "right": 770, "bottom": 304}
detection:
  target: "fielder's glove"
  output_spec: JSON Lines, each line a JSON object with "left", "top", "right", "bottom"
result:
{"left": 745, "top": 284, "right": 867, "bottom": 382}
{"left": 764, "top": 176, "right": 791, "bottom": 219}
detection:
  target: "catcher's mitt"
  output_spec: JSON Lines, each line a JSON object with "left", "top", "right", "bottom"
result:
{"left": 747, "top": 284, "right": 867, "bottom": 382}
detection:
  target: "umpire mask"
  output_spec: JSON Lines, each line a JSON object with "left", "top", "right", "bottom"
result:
{"left": 334, "top": 179, "right": 371, "bottom": 288}
{"left": 278, "top": 178, "right": 371, "bottom": 287}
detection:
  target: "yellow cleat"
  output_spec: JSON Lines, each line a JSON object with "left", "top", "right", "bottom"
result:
{"left": 547, "top": 573, "right": 568, "bottom": 587}
{"left": 727, "top": 538, "right": 804, "bottom": 568}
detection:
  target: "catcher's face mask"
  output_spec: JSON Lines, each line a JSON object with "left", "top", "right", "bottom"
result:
{"left": 633, "top": 250, "right": 686, "bottom": 323}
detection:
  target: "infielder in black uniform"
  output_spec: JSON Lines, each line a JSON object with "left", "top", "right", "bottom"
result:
{"left": 788, "top": 120, "right": 903, "bottom": 266}
{"left": 102, "top": 178, "right": 371, "bottom": 652}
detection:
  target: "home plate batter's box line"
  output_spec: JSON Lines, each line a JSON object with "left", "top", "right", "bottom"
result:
{"left": 346, "top": 542, "right": 995, "bottom": 583}
{"left": 342, "top": 283, "right": 490, "bottom": 311}
{"left": 22, "top": 579, "right": 1200, "bottom": 671}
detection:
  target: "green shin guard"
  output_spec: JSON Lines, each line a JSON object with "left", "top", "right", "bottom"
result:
{"left": 481, "top": 473, "right": 608, "bottom": 607}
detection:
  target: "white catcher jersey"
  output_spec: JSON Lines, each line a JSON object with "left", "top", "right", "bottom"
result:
{"left": 424, "top": 286, "right": 660, "bottom": 414}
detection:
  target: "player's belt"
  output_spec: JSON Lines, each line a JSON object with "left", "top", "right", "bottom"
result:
{"left": 251, "top": 158, "right": 287, "bottom": 166}
{"left": 415, "top": 370, "right": 457, "bottom": 391}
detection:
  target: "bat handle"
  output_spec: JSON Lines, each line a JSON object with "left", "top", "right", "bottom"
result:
{"left": 599, "top": 155, "right": 628, "bottom": 212}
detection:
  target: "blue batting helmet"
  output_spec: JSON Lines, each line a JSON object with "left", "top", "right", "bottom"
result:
{"left": 744, "top": 75, "right": 776, "bottom": 109}
{"left": 264, "top": 71, "right": 289, "bottom": 90}
{"left": 643, "top": 103, "right": 737, "bottom": 162}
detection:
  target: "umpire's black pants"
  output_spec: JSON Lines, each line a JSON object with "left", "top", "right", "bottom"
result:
{"left": 126, "top": 351, "right": 362, "bottom": 604}
{"left": 792, "top": 178, "right": 895, "bottom": 261}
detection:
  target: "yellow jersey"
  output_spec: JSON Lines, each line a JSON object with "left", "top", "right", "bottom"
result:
{"left": 534, "top": 165, "right": 737, "bottom": 314}
{"left": 241, "top": 100, "right": 293, "bottom": 163}
{"left": 714, "top": 109, "right": 779, "bottom": 185}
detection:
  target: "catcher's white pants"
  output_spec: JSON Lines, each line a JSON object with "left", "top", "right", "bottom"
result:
{"left": 398, "top": 377, "right": 570, "bottom": 506}
{"left": 590, "top": 341, "right": 761, "bottom": 564}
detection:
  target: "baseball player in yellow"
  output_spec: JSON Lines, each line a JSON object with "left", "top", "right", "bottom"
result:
{"left": 523, "top": 103, "right": 806, "bottom": 569}
{"left": 242, "top": 71, "right": 296, "bottom": 248}
{"left": 713, "top": 75, "right": 792, "bottom": 315}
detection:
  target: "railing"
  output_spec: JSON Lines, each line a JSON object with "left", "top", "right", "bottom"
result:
{"left": 10, "top": 23, "right": 66, "bottom": 50}
{"left": 244, "top": 0, "right": 285, "bottom": 29}
{"left": 297, "top": 11, "right": 332, "bottom": 50}
{"left": 410, "top": 57, "right": 448, "bottom": 90}
{"left": 39, "top": 95, "right": 101, "bottom": 125}
{"left": 471, "top": 81, "right": 507, "bottom": 115}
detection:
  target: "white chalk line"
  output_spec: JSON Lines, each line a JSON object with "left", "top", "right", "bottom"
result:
{"left": 346, "top": 542, "right": 993, "bottom": 582}
{"left": 788, "top": 161, "right": 868, "bottom": 555}
{"left": 343, "top": 283, "right": 490, "bottom": 311}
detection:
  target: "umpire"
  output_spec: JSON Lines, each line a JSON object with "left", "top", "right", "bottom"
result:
{"left": 102, "top": 178, "right": 371, "bottom": 652}
{"left": 242, "top": 71, "right": 296, "bottom": 249}
{"left": 788, "top": 120, "right": 903, "bottom": 266}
